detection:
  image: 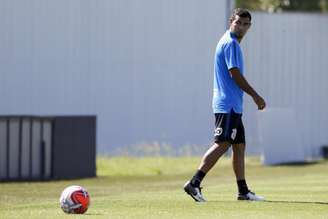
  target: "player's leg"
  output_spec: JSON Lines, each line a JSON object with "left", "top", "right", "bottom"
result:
{"left": 200, "top": 111, "right": 233, "bottom": 173}
{"left": 232, "top": 143, "right": 246, "bottom": 180}
{"left": 184, "top": 142, "right": 230, "bottom": 202}
{"left": 232, "top": 143, "right": 248, "bottom": 195}
{"left": 184, "top": 113, "right": 231, "bottom": 202}
{"left": 232, "top": 119, "right": 264, "bottom": 201}
{"left": 198, "top": 142, "right": 230, "bottom": 173}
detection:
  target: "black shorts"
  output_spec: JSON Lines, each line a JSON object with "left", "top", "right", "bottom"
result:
{"left": 214, "top": 109, "right": 245, "bottom": 144}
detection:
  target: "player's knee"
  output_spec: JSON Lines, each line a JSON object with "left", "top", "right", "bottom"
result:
{"left": 232, "top": 144, "right": 245, "bottom": 154}
{"left": 214, "top": 142, "right": 231, "bottom": 150}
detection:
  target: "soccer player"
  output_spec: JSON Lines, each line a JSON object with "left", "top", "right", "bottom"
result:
{"left": 184, "top": 8, "right": 266, "bottom": 202}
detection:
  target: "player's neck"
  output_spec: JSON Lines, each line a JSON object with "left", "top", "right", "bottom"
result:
{"left": 229, "top": 30, "right": 243, "bottom": 43}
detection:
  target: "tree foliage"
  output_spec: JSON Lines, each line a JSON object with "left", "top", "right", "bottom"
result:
{"left": 236, "top": 0, "right": 328, "bottom": 13}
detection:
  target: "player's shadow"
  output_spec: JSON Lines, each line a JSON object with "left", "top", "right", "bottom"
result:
{"left": 271, "top": 161, "right": 321, "bottom": 166}
{"left": 264, "top": 200, "right": 328, "bottom": 205}
{"left": 210, "top": 200, "right": 328, "bottom": 205}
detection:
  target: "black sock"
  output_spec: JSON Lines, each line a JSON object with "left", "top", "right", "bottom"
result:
{"left": 191, "top": 170, "right": 206, "bottom": 187}
{"left": 237, "top": 179, "right": 250, "bottom": 195}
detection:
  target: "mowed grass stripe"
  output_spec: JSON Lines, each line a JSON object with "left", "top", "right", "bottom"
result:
{"left": 0, "top": 157, "right": 328, "bottom": 219}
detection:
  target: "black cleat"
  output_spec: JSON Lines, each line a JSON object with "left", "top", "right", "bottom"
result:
{"left": 183, "top": 180, "right": 206, "bottom": 202}
{"left": 237, "top": 191, "right": 265, "bottom": 201}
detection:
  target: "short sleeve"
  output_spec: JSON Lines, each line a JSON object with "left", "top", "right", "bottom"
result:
{"left": 224, "top": 41, "right": 242, "bottom": 71}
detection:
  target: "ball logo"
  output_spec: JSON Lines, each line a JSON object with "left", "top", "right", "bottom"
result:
{"left": 214, "top": 127, "right": 223, "bottom": 136}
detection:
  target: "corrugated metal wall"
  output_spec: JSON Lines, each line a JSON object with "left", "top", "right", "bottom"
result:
{"left": 1, "top": 1, "right": 327, "bottom": 157}
{"left": 242, "top": 12, "right": 328, "bottom": 158}
{"left": 0, "top": 0, "right": 226, "bottom": 153}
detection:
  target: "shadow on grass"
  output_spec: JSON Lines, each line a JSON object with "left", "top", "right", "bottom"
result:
{"left": 264, "top": 200, "right": 328, "bottom": 205}
{"left": 84, "top": 213, "right": 104, "bottom": 216}
{"left": 274, "top": 161, "right": 320, "bottom": 166}
{"left": 209, "top": 200, "right": 328, "bottom": 205}
{"left": 265, "top": 159, "right": 328, "bottom": 167}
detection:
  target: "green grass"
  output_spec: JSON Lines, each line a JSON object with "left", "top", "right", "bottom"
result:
{"left": 1, "top": 156, "right": 328, "bottom": 219}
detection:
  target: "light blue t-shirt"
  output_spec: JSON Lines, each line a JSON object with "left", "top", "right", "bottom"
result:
{"left": 212, "top": 30, "right": 244, "bottom": 114}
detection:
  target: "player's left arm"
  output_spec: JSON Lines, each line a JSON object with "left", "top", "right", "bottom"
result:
{"left": 229, "top": 67, "right": 266, "bottom": 110}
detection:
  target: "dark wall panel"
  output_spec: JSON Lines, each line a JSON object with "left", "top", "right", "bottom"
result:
{"left": 52, "top": 116, "right": 96, "bottom": 179}
{"left": 0, "top": 116, "right": 96, "bottom": 181}
{"left": 0, "top": 120, "right": 7, "bottom": 179}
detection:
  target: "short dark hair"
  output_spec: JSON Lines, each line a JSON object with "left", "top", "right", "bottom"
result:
{"left": 229, "top": 8, "right": 252, "bottom": 22}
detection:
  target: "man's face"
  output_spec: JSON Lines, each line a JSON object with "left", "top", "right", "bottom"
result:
{"left": 229, "top": 15, "right": 251, "bottom": 39}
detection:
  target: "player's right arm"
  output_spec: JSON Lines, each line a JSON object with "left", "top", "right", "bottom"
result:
{"left": 229, "top": 67, "right": 266, "bottom": 110}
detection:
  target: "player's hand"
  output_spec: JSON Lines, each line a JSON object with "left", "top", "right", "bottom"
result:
{"left": 253, "top": 95, "right": 266, "bottom": 110}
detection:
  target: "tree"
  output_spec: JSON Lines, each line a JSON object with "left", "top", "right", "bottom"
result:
{"left": 236, "top": 0, "right": 328, "bottom": 13}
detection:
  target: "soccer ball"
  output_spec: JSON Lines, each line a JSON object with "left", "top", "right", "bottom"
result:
{"left": 59, "top": 185, "right": 90, "bottom": 214}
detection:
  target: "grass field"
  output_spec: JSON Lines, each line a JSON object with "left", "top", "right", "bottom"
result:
{"left": 1, "top": 156, "right": 328, "bottom": 219}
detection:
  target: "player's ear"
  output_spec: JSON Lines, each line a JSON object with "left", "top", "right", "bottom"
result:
{"left": 228, "top": 19, "right": 233, "bottom": 28}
